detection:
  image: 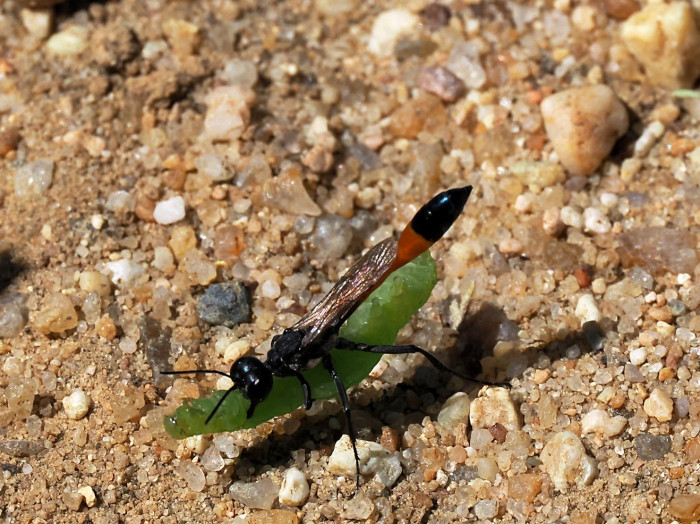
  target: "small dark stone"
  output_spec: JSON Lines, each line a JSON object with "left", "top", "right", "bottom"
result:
{"left": 197, "top": 282, "right": 251, "bottom": 327}
{"left": 0, "top": 439, "right": 45, "bottom": 457}
{"left": 624, "top": 363, "right": 644, "bottom": 383}
{"left": 635, "top": 433, "right": 671, "bottom": 460}
{"left": 488, "top": 423, "right": 507, "bottom": 443}
{"left": 420, "top": 3, "right": 452, "bottom": 31}
{"left": 450, "top": 465, "right": 479, "bottom": 483}
{"left": 582, "top": 321, "right": 605, "bottom": 351}
{"left": 417, "top": 66, "right": 465, "bottom": 102}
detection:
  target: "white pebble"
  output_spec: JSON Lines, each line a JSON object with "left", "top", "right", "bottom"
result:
{"left": 629, "top": 347, "right": 647, "bottom": 366}
{"left": 328, "top": 434, "right": 402, "bottom": 487}
{"left": 153, "top": 196, "right": 186, "bottom": 225}
{"left": 581, "top": 409, "right": 627, "bottom": 437}
{"left": 278, "top": 467, "right": 310, "bottom": 506}
{"left": 437, "top": 392, "right": 470, "bottom": 430}
{"left": 90, "top": 214, "right": 105, "bottom": 230}
{"left": 63, "top": 390, "right": 91, "bottom": 420}
{"left": 514, "top": 193, "right": 535, "bottom": 213}
{"left": 583, "top": 207, "right": 611, "bottom": 234}
{"left": 560, "top": 206, "right": 584, "bottom": 229}
{"left": 46, "top": 25, "right": 89, "bottom": 56}
{"left": 634, "top": 121, "right": 665, "bottom": 157}
{"left": 105, "top": 190, "right": 134, "bottom": 213}
{"left": 367, "top": 9, "right": 419, "bottom": 57}
{"left": 195, "top": 153, "right": 231, "bottom": 182}
{"left": 260, "top": 280, "right": 281, "bottom": 299}
{"left": 204, "top": 86, "right": 255, "bottom": 142}
{"left": 176, "top": 460, "right": 206, "bottom": 492}
{"left": 105, "top": 259, "right": 145, "bottom": 286}
{"left": 541, "top": 431, "right": 598, "bottom": 492}
{"left": 469, "top": 387, "right": 520, "bottom": 431}
{"left": 575, "top": 294, "right": 602, "bottom": 325}
{"left": 77, "top": 486, "right": 97, "bottom": 508}
{"left": 643, "top": 388, "right": 674, "bottom": 422}
{"left": 20, "top": 8, "right": 53, "bottom": 39}
{"left": 14, "top": 159, "right": 54, "bottom": 198}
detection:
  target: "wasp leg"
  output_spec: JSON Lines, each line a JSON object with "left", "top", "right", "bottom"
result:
{"left": 289, "top": 369, "right": 314, "bottom": 410}
{"left": 322, "top": 354, "right": 362, "bottom": 490}
{"left": 335, "top": 339, "right": 510, "bottom": 388}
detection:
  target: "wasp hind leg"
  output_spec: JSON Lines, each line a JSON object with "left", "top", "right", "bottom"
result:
{"left": 322, "top": 354, "right": 362, "bottom": 490}
{"left": 335, "top": 338, "right": 510, "bottom": 389}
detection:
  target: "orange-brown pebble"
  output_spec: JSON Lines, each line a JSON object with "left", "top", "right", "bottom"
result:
{"left": 169, "top": 225, "right": 197, "bottom": 260}
{"left": 604, "top": 0, "right": 640, "bottom": 19}
{"left": 380, "top": 426, "right": 400, "bottom": 452}
{"left": 532, "top": 369, "right": 551, "bottom": 384}
{"left": 388, "top": 94, "right": 445, "bottom": 139}
{"left": 658, "top": 367, "right": 675, "bottom": 382}
{"left": 648, "top": 306, "right": 672, "bottom": 322}
{"left": 507, "top": 473, "right": 543, "bottom": 502}
{"left": 0, "top": 127, "right": 20, "bottom": 156}
{"left": 669, "top": 493, "right": 700, "bottom": 523}
{"left": 489, "top": 423, "right": 508, "bottom": 443}
{"left": 162, "top": 169, "right": 186, "bottom": 190}
{"left": 526, "top": 133, "right": 547, "bottom": 151}
{"left": 574, "top": 268, "right": 591, "bottom": 288}
{"left": 134, "top": 195, "right": 155, "bottom": 222}
{"left": 96, "top": 316, "right": 117, "bottom": 340}
{"left": 670, "top": 466, "right": 685, "bottom": 479}
{"left": 570, "top": 509, "right": 599, "bottom": 524}
{"left": 248, "top": 509, "right": 299, "bottom": 524}
{"left": 686, "top": 437, "right": 700, "bottom": 461}
{"left": 610, "top": 394, "right": 626, "bottom": 409}
{"left": 213, "top": 224, "right": 245, "bottom": 266}
{"left": 448, "top": 445, "right": 467, "bottom": 464}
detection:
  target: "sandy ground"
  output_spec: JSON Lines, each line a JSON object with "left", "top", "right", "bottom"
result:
{"left": 2, "top": 0, "right": 700, "bottom": 522}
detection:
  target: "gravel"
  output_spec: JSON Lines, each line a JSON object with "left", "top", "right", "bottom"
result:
{"left": 2, "top": 0, "right": 700, "bottom": 521}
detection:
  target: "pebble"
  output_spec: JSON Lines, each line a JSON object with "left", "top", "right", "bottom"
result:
{"left": 278, "top": 467, "right": 309, "bottom": 506}
{"left": 560, "top": 206, "right": 584, "bottom": 229}
{"left": 469, "top": 387, "right": 521, "bottom": 431}
{"left": 162, "top": 18, "right": 201, "bottom": 56}
{"left": 507, "top": 473, "right": 543, "bottom": 503}
{"left": 105, "top": 259, "right": 145, "bottom": 287}
{"left": 46, "top": 25, "right": 89, "bottom": 56}
{"left": 229, "top": 478, "right": 279, "bottom": 509}
{"left": 180, "top": 249, "right": 217, "bottom": 286}
{"left": 473, "top": 499, "right": 498, "bottom": 519}
{"left": 635, "top": 433, "right": 671, "bottom": 460}
{"left": 617, "top": 227, "right": 697, "bottom": 275}
{"left": 436, "top": 392, "right": 470, "bottom": 430}
{"left": 201, "top": 445, "right": 225, "bottom": 472}
{"left": 669, "top": 493, "right": 700, "bottom": 522}
{"left": 574, "top": 294, "right": 602, "bottom": 325}
{"left": 367, "top": 9, "right": 419, "bottom": 57}
{"left": 63, "top": 491, "right": 85, "bottom": 511}
{"left": 447, "top": 40, "right": 486, "bottom": 89}
{"left": 20, "top": 7, "right": 53, "bottom": 38}
{"left": 14, "top": 159, "right": 54, "bottom": 197}
{"left": 213, "top": 434, "right": 240, "bottom": 458}
{"left": 633, "top": 121, "right": 665, "bottom": 157}
{"left": 417, "top": 66, "right": 465, "bottom": 102}
{"left": 540, "top": 431, "right": 598, "bottom": 492}
{"left": 643, "top": 388, "right": 674, "bottom": 422}
{"left": 583, "top": 207, "right": 611, "bottom": 234}
{"left": 0, "top": 301, "right": 26, "bottom": 338}
{"left": 621, "top": 2, "right": 700, "bottom": 89}
{"left": 77, "top": 486, "right": 97, "bottom": 508}
{"left": 328, "top": 434, "right": 402, "bottom": 487}
{"left": 105, "top": 190, "right": 134, "bottom": 213}
{"left": 220, "top": 59, "right": 259, "bottom": 88}
{"left": 510, "top": 161, "right": 565, "bottom": 192}
{"left": 195, "top": 153, "right": 230, "bottom": 182}
{"left": 261, "top": 166, "right": 322, "bottom": 216}
{"left": 0, "top": 439, "right": 44, "bottom": 457}
{"left": 581, "top": 409, "right": 627, "bottom": 437}
{"left": 153, "top": 246, "right": 175, "bottom": 271}
{"left": 63, "top": 390, "right": 91, "bottom": 420}
{"left": 314, "top": 0, "right": 358, "bottom": 18}
{"left": 153, "top": 196, "right": 186, "bottom": 225}
{"left": 540, "top": 85, "right": 629, "bottom": 175}
{"left": 197, "top": 282, "right": 251, "bottom": 327}
{"left": 169, "top": 225, "right": 198, "bottom": 260}
{"left": 176, "top": 460, "right": 206, "bottom": 492}
{"left": 78, "top": 271, "right": 111, "bottom": 297}
{"left": 203, "top": 85, "right": 255, "bottom": 142}
{"left": 34, "top": 293, "right": 78, "bottom": 334}
{"left": 629, "top": 347, "right": 647, "bottom": 366}
{"left": 310, "top": 215, "right": 353, "bottom": 261}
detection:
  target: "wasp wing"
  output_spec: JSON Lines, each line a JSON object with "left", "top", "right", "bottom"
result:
{"left": 293, "top": 237, "right": 399, "bottom": 347}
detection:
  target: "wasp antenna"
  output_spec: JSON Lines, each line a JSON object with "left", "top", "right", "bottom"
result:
{"left": 205, "top": 387, "right": 237, "bottom": 425}
{"left": 161, "top": 369, "right": 232, "bottom": 379}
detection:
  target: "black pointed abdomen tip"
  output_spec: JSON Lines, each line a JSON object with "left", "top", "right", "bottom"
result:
{"left": 410, "top": 185, "right": 473, "bottom": 243}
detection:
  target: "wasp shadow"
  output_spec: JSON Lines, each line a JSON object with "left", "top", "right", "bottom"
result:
{"left": 231, "top": 302, "right": 610, "bottom": 485}
{"left": 0, "top": 249, "right": 26, "bottom": 294}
